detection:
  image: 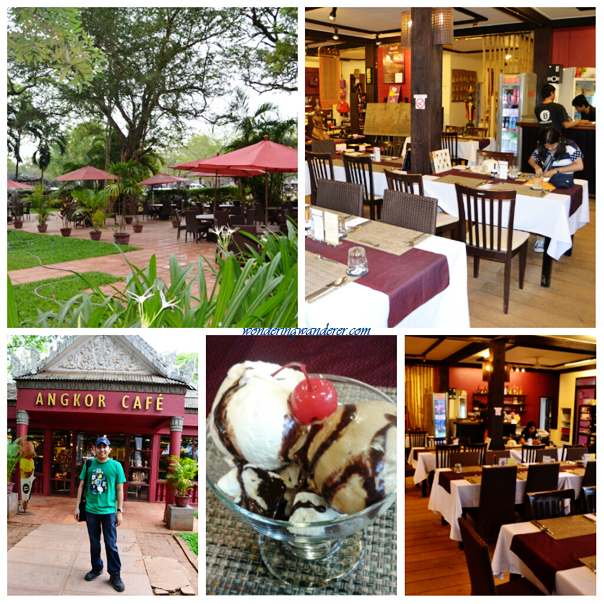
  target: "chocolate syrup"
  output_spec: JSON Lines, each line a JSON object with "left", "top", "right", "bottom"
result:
{"left": 237, "top": 465, "right": 286, "bottom": 519}
{"left": 279, "top": 413, "right": 306, "bottom": 462}
{"left": 213, "top": 378, "right": 245, "bottom": 460}
{"left": 291, "top": 498, "right": 327, "bottom": 515}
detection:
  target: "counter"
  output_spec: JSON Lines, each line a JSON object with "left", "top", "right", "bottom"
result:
{"left": 453, "top": 419, "right": 484, "bottom": 443}
{"left": 517, "top": 122, "right": 595, "bottom": 194}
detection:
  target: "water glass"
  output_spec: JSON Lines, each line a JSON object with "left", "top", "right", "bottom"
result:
{"left": 347, "top": 246, "right": 368, "bottom": 273}
{"left": 533, "top": 175, "right": 543, "bottom": 190}
{"left": 509, "top": 165, "right": 519, "bottom": 179}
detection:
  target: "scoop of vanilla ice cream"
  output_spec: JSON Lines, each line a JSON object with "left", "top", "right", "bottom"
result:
{"left": 289, "top": 492, "right": 346, "bottom": 535}
{"left": 210, "top": 361, "right": 307, "bottom": 470}
{"left": 290, "top": 401, "right": 397, "bottom": 515}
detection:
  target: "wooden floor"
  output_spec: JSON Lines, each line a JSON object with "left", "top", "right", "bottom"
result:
{"left": 304, "top": 195, "right": 596, "bottom": 328}
{"left": 405, "top": 476, "right": 508, "bottom": 595}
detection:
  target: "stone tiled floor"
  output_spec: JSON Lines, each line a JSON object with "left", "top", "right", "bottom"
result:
{"left": 8, "top": 215, "right": 218, "bottom": 297}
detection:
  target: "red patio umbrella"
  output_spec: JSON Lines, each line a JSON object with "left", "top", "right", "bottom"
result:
{"left": 138, "top": 173, "right": 189, "bottom": 204}
{"left": 7, "top": 179, "right": 34, "bottom": 190}
{"left": 56, "top": 165, "right": 117, "bottom": 181}
{"left": 192, "top": 136, "right": 298, "bottom": 224}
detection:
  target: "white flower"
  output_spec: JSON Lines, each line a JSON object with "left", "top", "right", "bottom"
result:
{"left": 127, "top": 287, "right": 154, "bottom": 304}
{"left": 159, "top": 290, "right": 180, "bottom": 311}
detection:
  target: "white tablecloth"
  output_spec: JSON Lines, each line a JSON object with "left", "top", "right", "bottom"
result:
{"left": 304, "top": 234, "right": 469, "bottom": 328}
{"left": 507, "top": 447, "right": 562, "bottom": 463}
{"left": 422, "top": 175, "right": 590, "bottom": 260}
{"left": 427, "top": 467, "right": 580, "bottom": 541}
{"left": 457, "top": 138, "right": 497, "bottom": 165}
{"left": 413, "top": 452, "right": 436, "bottom": 484}
{"left": 492, "top": 521, "right": 596, "bottom": 595}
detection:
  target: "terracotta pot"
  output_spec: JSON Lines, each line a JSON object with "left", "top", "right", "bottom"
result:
{"left": 114, "top": 232, "right": 131, "bottom": 245}
{"left": 60, "top": 227, "right": 72, "bottom": 237}
{"left": 7, "top": 483, "right": 14, "bottom": 494}
{"left": 125, "top": 216, "right": 134, "bottom": 224}
{"left": 90, "top": 231, "right": 102, "bottom": 241}
{"left": 132, "top": 224, "right": 144, "bottom": 233}
{"left": 37, "top": 224, "right": 48, "bottom": 233}
{"left": 174, "top": 494, "right": 191, "bottom": 508}
{"left": 171, "top": 221, "right": 179, "bottom": 228}
{"left": 13, "top": 221, "right": 23, "bottom": 229}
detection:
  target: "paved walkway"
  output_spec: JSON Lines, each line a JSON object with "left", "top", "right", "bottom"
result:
{"left": 8, "top": 215, "right": 218, "bottom": 296}
{"left": 8, "top": 523, "right": 153, "bottom": 595}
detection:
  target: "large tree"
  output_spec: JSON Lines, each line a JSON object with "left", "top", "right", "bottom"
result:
{"left": 59, "top": 8, "right": 241, "bottom": 163}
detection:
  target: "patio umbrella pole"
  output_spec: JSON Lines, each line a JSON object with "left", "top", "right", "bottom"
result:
{"left": 265, "top": 172, "right": 268, "bottom": 225}
{"left": 214, "top": 174, "right": 218, "bottom": 215}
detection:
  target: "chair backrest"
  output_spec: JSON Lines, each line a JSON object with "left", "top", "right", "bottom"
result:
{"left": 524, "top": 488, "right": 575, "bottom": 521}
{"left": 161, "top": 199, "right": 172, "bottom": 219}
{"left": 466, "top": 126, "right": 489, "bottom": 137}
{"left": 454, "top": 183, "right": 518, "bottom": 253}
{"left": 449, "top": 451, "right": 480, "bottom": 468}
{"left": 525, "top": 463, "right": 560, "bottom": 495}
{"left": 435, "top": 444, "right": 461, "bottom": 468}
{"left": 582, "top": 485, "right": 596, "bottom": 514}
{"left": 230, "top": 205, "right": 243, "bottom": 216}
{"left": 342, "top": 154, "right": 376, "bottom": 200}
{"left": 382, "top": 189, "right": 437, "bottom": 234}
{"left": 463, "top": 443, "right": 488, "bottom": 465}
{"left": 430, "top": 149, "right": 452, "bottom": 174}
{"left": 445, "top": 125, "right": 465, "bottom": 135}
{"left": 521, "top": 444, "right": 546, "bottom": 464}
{"left": 441, "top": 131, "right": 459, "bottom": 161}
{"left": 315, "top": 179, "right": 364, "bottom": 217}
{"left": 311, "top": 139, "right": 336, "bottom": 156}
{"left": 230, "top": 225, "right": 260, "bottom": 256}
{"left": 245, "top": 208, "right": 255, "bottom": 225}
{"left": 214, "top": 210, "right": 230, "bottom": 228}
{"left": 384, "top": 170, "right": 424, "bottom": 195}
{"left": 563, "top": 445, "right": 588, "bottom": 461}
{"left": 458, "top": 517, "right": 498, "bottom": 595}
{"left": 184, "top": 210, "right": 198, "bottom": 230}
{"left": 407, "top": 430, "right": 427, "bottom": 449}
{"left": 582, "top": 460, "right": 596, "bottom": 488}
{"left": 380, "top": 141, "right": 402, "bottom": 157}
{"left": 429, "top": 436, "right": 447, "bottom": 447}
{"left": 484, "top": 450, "right": 510, "bottom": 466}
{"left": 475, "top": 150, "right": 515, "bottom": 165}
{"left": 230, "top": 214, "right": 247, "bottom": 225}
{"left": 477, "top": 465, "right": 518, "bottom": 528}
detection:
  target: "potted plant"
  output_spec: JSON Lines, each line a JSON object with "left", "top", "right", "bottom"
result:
{"left": 171, "top": 210, "right": 180, "bottom": 228}
{"left": 113, "top": 222, "right": 131, "bottom": 245}
{"left": 71, "top": 189, "right": 110, "bottom": 241}
{"left": 131, "top": 198, "right": 144, "bottom": 232}
{"left": 7, "top": 436, "right": 33, "bottom": 494}
{"left": 25, "top": 184, "right": 55, "bottom": 233}
{"left": 106, "top": 160, "right": 144, "bottom": 237}
{"left": 55, "top": 197, "right": 73, "bottom": 236}
{"left": 12, "top": 200, "right": 24, "bottom": 229}
{"left": 90, "top": 210, "right": 109, "bottom": 240}
{"left": 166, "top": 456, "right": 198, "bottom": 507}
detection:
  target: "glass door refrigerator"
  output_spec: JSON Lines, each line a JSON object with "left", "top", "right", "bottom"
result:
{"left": 497, "top": 72, "right": 537, "bottom": 156}
{"left": 559, "top": 67, "right": 596, "bottom": 121}
{"left": 426, "top": 393, "right": 448, "bottom": 440}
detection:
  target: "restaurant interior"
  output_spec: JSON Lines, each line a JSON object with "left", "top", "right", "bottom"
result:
{"left": 405, "top": 335, "right": 596, "bottom": 595}
{"left": 304, "top": 8, "right": 595, "bottom": 328}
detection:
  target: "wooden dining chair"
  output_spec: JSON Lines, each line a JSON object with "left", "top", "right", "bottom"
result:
{"left": 463, "top": 443, "right": 488, "bottom": 466}
{"left": 521, "top": 444, "right": 546, "bottom": 464}
{"left": 441, "top": 131, "right": 464, "bottom": 166}
{"left": 450, "top": 451, "right": 480, "bottom": 468}
{"left": 475, "top": 150, "right": 515, "bottom": 165}
{"left": 523, "top": 463, "right": 560, "bottom": 502}
{"left": 458, "top": 517, "right": 543, "bottom": 595}
{"left": 465, "top": 126, "right": 489, "bottom": 138}
{"left": 342, "top": 154, "right": 383, "bottom": 220}
{"left": 311, "top": 139, "right": 336, "bottom": 156}
{"left": 454, "top": 183, "right": 529, "bottom": 314}
{"left": 581, "top": 485, "right": 596, "bottom": 514}
{"left": 484, "top": 450, "right": 510, "bottom": 466}
{"left": 524, "top": 488, "right": 575, "bottom": 521}
{"left": 306, "top": 151, "right": 335, "bottom": 206}
{"left": 382, "top": 189, "right": 438, "bottom": 234}
{"left": 445, "top": 125, "right": 465, "bottom": 135}
{"left": 380, "top": 141, "right": 402, "bottom": 157}
{"left": 174, "top": 209, "right": 187, "bottom": 240}
{"left": 429, "top": 436, "right": 447, "bottom": 447}
{"left": 435, "top": 444, "right": 461, "bottom": 469}
{"left": 582, "top": 460, "right": 596, "bottom": 488}
{"left": 407, "top": 430, "right": 427, "bottom": 449}
{"left": 315, "top": 179, "right": 364, "bottom": 217}
{"left": 563, "top": 445, "right": 588, "bottom": 461}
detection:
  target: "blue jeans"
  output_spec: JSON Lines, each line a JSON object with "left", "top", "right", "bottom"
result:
{"left": 85, "top": 512, "right": 121, "bottom": 574}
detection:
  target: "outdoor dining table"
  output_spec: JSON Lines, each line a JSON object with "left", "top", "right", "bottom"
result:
{"left": 304, "top": 209, "right": 469, "bottom": 329}
{"left": 196, "top": 214, "right": 214, "bottom": 220}
{"left": 428, "top": 463, "right": 586, "bottom": 542}
{"left": 491, "top": 517, "right": 596, "bottom": 595}
{"left": 421, "top": 168, "right": 590, "bottom": 287}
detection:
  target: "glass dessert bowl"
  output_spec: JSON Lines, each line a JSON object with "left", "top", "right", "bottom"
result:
{"left": 206, "top": 374, "right": 397, "bottom": 587}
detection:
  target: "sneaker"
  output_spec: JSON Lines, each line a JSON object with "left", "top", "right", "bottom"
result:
{"left": 534, "top": 239, "right": 545, "bottom": 253}
{"left": 85, "top": 568, "right": 103, "bottom": 581}
{"left": 109, "top": 572, "right": 125, "bottom": 592}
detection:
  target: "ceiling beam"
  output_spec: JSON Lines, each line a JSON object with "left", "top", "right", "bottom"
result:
{"left": 420, "top": 337, "right": 446, "bottom": 358}
{"left": 509, "top": 336, "right": 596, "bottom": 356}
{"left": 453, "top": 7, "right": 489, "bottom": 25}
{"left": 495, "top": 7, "right": 550, "bottom": 27}
{"left": 440, "top": 341, "right": 494, "bottom": 365}
{"left": 306, "top": 18, "right": 376, "bottom": 35}
{"left": 305, "top": 29, "right": 372, "bottom": 46}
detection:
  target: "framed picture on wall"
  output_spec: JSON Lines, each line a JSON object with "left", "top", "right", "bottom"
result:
{"left": 383, "top": 44, "right": 405, "bottom": 84}
{"left": 366, "top": 67, "right": 372, "bottom": 85}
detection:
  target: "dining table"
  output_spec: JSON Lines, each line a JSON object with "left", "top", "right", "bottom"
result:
{"left": 421, "top": 168, "right": 590, "bottom": 287}
{"left": 401, "top": 137, "right": 497, "bottom": 166}
{"left": 303, "top": 209, "right": 469, "bottom": 329}
{"left": 428, "top": 462, "right": 586, "bottom": 541}
{"left": 491, "top": 517, "right": 596, "bottom": 595}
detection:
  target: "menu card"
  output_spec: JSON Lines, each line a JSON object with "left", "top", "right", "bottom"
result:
{"left": 499, "top": 161, "right": 508, "bottom": 180}
{"left": 323, "top": 211, "right": 340, "bottom": 246}
{"left": 310, "top": 207, "right": 324, "bottom": 241}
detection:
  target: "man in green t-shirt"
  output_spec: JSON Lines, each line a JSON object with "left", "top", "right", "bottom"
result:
{"left": 75, "top": 437, "right": 126, "bottom": 592}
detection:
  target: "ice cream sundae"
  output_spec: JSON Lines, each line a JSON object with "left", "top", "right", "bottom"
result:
{"left": 209, "top": 361, "right": 397, "bottom": 522}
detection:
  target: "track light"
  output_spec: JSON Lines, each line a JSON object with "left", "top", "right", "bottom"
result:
{"left": 375, "top": 34, "right": 382, "bottom": 46}
{"left": 332, "top": 27, "right": 339, "bottom": 41}
{"left": 329, "top": 8, "right": 337, "bottom": 22}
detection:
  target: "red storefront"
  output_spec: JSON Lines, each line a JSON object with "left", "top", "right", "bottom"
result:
{"left": 8, "top": 335, "right": 198, "bottom": 505}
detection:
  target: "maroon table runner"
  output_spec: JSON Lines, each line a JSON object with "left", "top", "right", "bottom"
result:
{"left": 510, "top": 532, "right": 596, "bottom": 593}
{"left": 438, "top": 470, "right": 481, "bottom": 494}
{"left": 306, "top": 238, "right": 449, "bottom": 327}
{"left": 439, "top": 169, "right": 583, "bottom": 217}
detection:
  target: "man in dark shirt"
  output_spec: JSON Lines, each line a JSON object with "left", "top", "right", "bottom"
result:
{"left": 534, "top": 84, "right": 587, "bottom": 131}
{"left": 572, "top": 94, "right": 596, "bottom": 121}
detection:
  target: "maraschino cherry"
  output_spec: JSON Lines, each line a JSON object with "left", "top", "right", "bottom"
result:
{"left": 272, "top": 362, "right": 337, "bottom": 424}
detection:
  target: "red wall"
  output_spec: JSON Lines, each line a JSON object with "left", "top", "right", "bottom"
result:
{"left": 448, "top": 367, "right": 559, "bottom": 427}
{"left": 377, "top": 46, "right": 412, "bottom": 104}
{"left": 551, "top": 26, "right": 595, "bottom": 68}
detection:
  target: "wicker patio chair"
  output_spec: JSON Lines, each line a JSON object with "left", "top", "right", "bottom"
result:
{"left": 382, "top": 189, "right": 437, "bottom": 234}
{"left": 311, "top": 139, "right": 336, "bottom": 156}
{"left": 315, "top": 178, "right": 363, "bottom": 217}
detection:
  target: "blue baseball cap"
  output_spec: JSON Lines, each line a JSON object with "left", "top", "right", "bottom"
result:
{"left": 95, "top": 437, "right": 111, "bottom": 447}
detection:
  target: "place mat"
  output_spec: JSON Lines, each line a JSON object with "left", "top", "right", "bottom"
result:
{"left": 346, "top": 221, "right": 425, "bottom": 256}
{"left": 579, "top": 556, "right": 596, "bottom": 572}
{"left": 510, "top": 531, "right": 596, "bottom": 593}
{"left": 438, "top": 469, "right": 482, "bottom": 494}
{"left": 332, "top": 156, "right": 404, "bottom": 174}
{"left": 538, "top": 515, "right": 597, "bottom": 540}
{"left": 305, "top": 238, "right": 449, "bottom": 327}
{"left": 563, "top": 467, "right": 586, "bottom": 476}
{"left": 435, "top": 174, "right": 489, "bottom": 187}
{"left": 304, "top": 251, "right": 360, "bottom": 298}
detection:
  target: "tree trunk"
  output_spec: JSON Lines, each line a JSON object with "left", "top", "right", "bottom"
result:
{"left": 104, "top": 119, "right": 112, "bottom": 172}
{"left": 15, "top": 158, "right": 20, "bottom": 181}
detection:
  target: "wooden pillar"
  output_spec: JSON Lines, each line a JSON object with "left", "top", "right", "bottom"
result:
{"left": 487, "top": 341, "right": 506, "bottom": 450}
{"left": 365, "top": 43, "right": 378, "bottom": 104}
{"left": 410, "top": 8, "right": 443, "bottom": 176}
{"left": 436, "top": 365, "right": 449, "bottom": 394}
{"left": 533, "top": 27, "right": 552, "bottom": 102}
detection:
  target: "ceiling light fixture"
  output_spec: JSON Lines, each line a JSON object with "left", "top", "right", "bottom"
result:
{"left": 332, "top": 27, "right": 339, "bottom": 41}
{"left": 329, "top": 8, "right": 337, "bottom": 22}
{"left": 375, "top": 34, "right": 382, "bottom": 46}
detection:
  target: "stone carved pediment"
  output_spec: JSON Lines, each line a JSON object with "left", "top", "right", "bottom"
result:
{"left": 55, "top": 336, "right": 149, "bottom": 373}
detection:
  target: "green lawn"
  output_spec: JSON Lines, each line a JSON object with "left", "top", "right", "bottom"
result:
{"left": 13, "top": 272, "right": 124, "bottom": 324}
{"left": 7, "top": 230, "right": 139, "bottom": 271}
{"left": 177, "top": 531, "right": 198, "bottom": 557}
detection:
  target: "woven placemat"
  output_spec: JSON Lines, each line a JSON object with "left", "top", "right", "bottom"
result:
{"left": 346, "top": 222, "right": 425, "bottom": 255}
{"left": 206, "top": 387, "right": 398, "bottom": 595}
{"left": 305, "top": 251, "right": 359, "bottom": 298}
{"left": 436, "top": 174, "right": 489, "bottom": 187}
{"left": 579, "top": 555, "right": 596, "bottom": 571}
{"left": 539, "top": 515, "right": 597, "bottom": 541}
{"left": 465, "top": 476, "right": 482, "bottom": 485}
{"left": 489, "top": 183, "right": 549, "bottom": 198}
{"left": 563, "top": 467, "right": 586, "bottom": 476}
